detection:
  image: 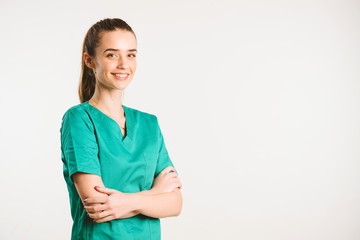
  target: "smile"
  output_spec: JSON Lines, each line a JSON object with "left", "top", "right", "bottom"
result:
{"left": 112, "top": 73, "right": 130, "bottom": 80}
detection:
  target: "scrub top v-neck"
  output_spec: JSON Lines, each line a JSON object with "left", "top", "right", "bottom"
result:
{"left": 87, "top": 101, "right": 132, "bottom": 145}
{"left": 60, "top": 100, "right": 176, "bottom": 240}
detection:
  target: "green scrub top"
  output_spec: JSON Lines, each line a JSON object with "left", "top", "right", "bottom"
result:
{"left": 60, "top": 100, "right": 176, "bottom": 240}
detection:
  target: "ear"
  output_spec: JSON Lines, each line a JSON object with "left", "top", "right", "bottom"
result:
{"left": 84, "top": 52, "right": 96, "bottom": 71}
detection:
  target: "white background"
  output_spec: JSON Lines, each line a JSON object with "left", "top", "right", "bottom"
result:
{"left": 0, "top": 0, "right": 359, "bottom": 239}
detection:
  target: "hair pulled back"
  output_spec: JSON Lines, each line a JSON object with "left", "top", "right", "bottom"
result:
{"left": 78, "top": 18, "right": 136, "bottom": 103}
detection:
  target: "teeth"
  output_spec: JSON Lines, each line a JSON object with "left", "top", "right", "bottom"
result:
{"left": 115, "top": 74, "right": 128, "bottom": 77}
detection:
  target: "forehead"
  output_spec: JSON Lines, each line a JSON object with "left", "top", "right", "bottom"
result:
{"left": 97, "top": 29, "right": 137, "bottom": 51}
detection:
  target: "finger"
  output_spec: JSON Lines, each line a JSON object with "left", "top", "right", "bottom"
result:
{"left": 171, "top": 176, "right": 180, "bottom": 181}
{"left": 84, "top": 204, "right": 108, "bottom": 213}
{"left": 175, "top": 176, "right": 182, "bottom": 185}
{"left": 167, "top": 172, "right": 178, "bottom": 178}
{"left": 84, "top": 196, "right": 108, "bottom": 204}
{"left": 161, "top": 166, "right": 176, "bottom": 174}
{"left": 170, "top": 177, "right": 182, "bottom": 188}
{"left": 88, "top": 210, "right": 112, "bottom": 220}
{"left": 94, "top": 186, "right": 118, "bottom": 195}
{"left": 93, "top": 214, "right": 115, "bottom": 223}
{"left": 173, "top": 179, "right": 182, "bottom": 189}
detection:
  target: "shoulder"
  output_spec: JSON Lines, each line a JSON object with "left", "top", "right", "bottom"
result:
{"left": 124, "top": 105, "right": 158, "bottom": 124}
{"left": 62, "top": 102, "right": 90, "bottom": 120}
{"left": 61, "top": 103, "right": 93, "bottom": 130}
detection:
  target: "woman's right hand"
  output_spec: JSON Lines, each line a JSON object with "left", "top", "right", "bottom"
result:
{"left": 151, "top": 166, "right": 182, "bottom": 194}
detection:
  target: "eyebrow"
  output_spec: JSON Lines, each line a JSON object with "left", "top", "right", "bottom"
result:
{"left": 103, "top": 48, "right": 137, "bottom": 53}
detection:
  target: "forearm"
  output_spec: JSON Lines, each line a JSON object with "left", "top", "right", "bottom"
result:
{"left": 132, "top": 188, "right": 182, "bottom": 218}
{"left": 121, "top": 191, "right": 152, "bottom": 217}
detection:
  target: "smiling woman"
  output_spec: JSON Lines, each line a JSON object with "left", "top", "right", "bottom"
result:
{"left": 60, "top": 18, "right": 182, "bottom": 240}
{"left": 83, "top": 29, "right": 137, "bottom": 93}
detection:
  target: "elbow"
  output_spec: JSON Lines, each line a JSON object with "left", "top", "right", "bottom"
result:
{"left": 173, "top": 188, "right": 183, "bottom": 217}
{"left": 170, "top": 204, "right": 182, "bottom": 217}
{"left": 174, "top": 207, "right": 182, "bottom": 217}
{"left": 172, "top": 202, "right": 182, "bottom": 217}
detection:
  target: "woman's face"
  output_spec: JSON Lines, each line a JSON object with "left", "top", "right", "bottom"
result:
{"left": 85, "top": 29, "right": 137, "bottom": 91}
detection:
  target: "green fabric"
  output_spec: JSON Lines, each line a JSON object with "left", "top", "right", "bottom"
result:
{"left": 60, "top": 101, "right": 176, "bottom": 240}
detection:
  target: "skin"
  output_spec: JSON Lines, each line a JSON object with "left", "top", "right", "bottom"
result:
{"left": 73, "top": 29, "right": 183, "bottom": 223}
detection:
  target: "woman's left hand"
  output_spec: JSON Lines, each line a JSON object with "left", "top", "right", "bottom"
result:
{"left": 83, "top": 186, "right": 138, "bottom": 223}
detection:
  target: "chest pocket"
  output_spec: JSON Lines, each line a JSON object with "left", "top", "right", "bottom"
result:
{"left": 142, "top": 153, "right": 159, "bottom": 190}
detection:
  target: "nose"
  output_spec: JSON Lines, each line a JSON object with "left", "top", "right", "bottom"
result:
{"left": 117, "top": 55, "right": 129, "bottom": 69}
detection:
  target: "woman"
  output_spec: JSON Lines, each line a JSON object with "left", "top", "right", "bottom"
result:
{"left": 60, "top": 18, "right": 182, "bottom": 239}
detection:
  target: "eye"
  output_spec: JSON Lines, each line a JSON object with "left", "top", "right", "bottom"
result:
{"left": 107, "top": 53, "right": 117, "bottom": 58}
{"left": 128, "top": 53, "right": 136, "bottom": 58}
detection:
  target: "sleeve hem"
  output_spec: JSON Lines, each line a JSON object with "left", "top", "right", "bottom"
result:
{"left": 69, "top": 167, "right": 102, "bottom": 182}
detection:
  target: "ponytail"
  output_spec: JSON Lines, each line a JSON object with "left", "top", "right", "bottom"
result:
{"left": 78, "top": 38, "right": 96, "bottom": 103}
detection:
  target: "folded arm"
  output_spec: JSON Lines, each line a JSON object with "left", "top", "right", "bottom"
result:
{"left": 72, "top": 166, "right": 182, "bottom": 222}
{"left": 72, "top": 173, "right": 139, "bottom": 219}
{"left": 133, "top": 187, "right": 182, "bottom": 218}
{"left": 133, "top": 166, "right": 183, "bottom": 217}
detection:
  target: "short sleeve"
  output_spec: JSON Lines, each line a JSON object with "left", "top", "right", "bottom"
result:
{"left": 154, "top": 116, "right": 177, "bottom": 178}
{"left": 60, "top": 107, "right": 101, "bottom": 181}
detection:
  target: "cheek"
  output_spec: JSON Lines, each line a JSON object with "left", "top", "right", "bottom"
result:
{"left": 94, "top": 61, "right": 105, "bottom": 73}
{"left": 131, "top": 62, "right": 137, "bottom": 72}
{"left": 100, "top": 64, "right": 116, "bottom": 76}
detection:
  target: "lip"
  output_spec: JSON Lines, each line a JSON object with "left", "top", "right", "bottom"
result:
{"left": 111, "top": 73, "right": 130, "bottom": 81}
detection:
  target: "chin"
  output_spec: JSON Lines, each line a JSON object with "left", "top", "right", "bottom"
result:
{"left": 115, "top": 83, "right": 130, "bottom": 90}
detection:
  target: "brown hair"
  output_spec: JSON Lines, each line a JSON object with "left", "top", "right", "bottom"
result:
{"left": 78, "top": 18, "right": 136, "bottom": 103}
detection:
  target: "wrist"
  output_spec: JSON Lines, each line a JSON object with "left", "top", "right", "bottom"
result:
{"left": 131, "top": 189, "right": 160, "bottom": 213}
{"left": 137, "top": 188, "right": 160, "bottom": 195}
{"left": 148, "top": 188, "right": 160, "bottom": 195}
{"left": 131, "top": 192, "right": 144, "bottom": 213}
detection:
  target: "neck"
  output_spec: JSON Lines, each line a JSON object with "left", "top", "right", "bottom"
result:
{"left": 90, "top": 87, "right": 125, "bottom": 120}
